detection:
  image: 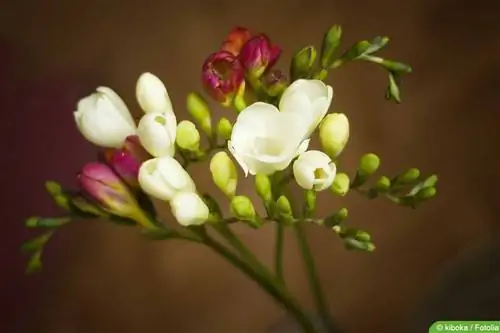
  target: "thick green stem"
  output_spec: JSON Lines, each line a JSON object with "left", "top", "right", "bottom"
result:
{"left": 202, "top": 234, "right": 318, "bottom": 333}
{"left": 275, "top": 222, "right": 285, "bottom": 283}
{"left": 294, "top": 223, "right": 335, "bottom": 332}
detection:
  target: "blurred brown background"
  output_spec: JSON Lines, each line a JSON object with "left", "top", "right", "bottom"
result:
{"left": 1, "top": 0, "right": 499, "bottom": 332}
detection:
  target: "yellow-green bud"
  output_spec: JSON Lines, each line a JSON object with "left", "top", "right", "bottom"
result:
{"left": 234, "top": 82, "right": 247, "bottom": 113}
{"left": 255, "top": 174, "right": 272, "bottom": 203}
{"left": 230, "top": 195, "right": 257, "bottom": 222}
{"left": 210, "top": 152, "right": 237, "bottom": 198}
{"left": 417, "top": 187, "right": 437, "bottom": 200}
{"left": 319, "top": 113, "right": 349, "bottom": 158}
{"left": 320, "top": 25, "right": 342, "bottom": 68}
{"left": 331, "top": 172, "right": 350, "bottom": 196}
{"left": 324, "top": 207, "right": 348, "bottom": 227}
{"left": 187, "top": 92, "right": 212, "bottom": 135}
{"left": 291, "top": 46, "right": 317, "bottom": 80}
{"left": 375, "top": 176, "right": 391, "bottom": 192}
{"left": 176, "top": 120, "right": 201, "bottom": 151}
{"left": 216, "top": 117, "right": 233, "bottom": 141}
{"left": 397, "top": 168, "right": 420, "bottom": 184}
{"left": 344, "top": 238, "right": 375, "bottom": 252}
{"left": 276, "top": 195, "right": 292, "bottom": 217}
{"left": 359, "top": 153, "right": 380, "bottom": 176}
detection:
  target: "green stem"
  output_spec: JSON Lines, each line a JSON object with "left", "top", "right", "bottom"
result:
{"left": 202, "top": 234, "right": 318, "bottom": 333}
{"left": 275, "top": 222, "right": 285, "bottom": 283}
{"left": 294, "top": 223, "right": 335, "bottom": 332}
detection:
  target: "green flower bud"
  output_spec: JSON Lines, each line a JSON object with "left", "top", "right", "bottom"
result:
{"left": 344, "top": 238, "right": 375, "bottom": 252}
{"left": 210, "top": 152, "right": 237, "bottom": 198}
{"left": 359, "top": 153, "right": 380, "bottom": 176}
{"left": 216, "top": 117, "right": 233, "bottom": 141}
{"left": 26, "top": 217, "right": 71, "bottom": 228}
{"left": 276, "top": 195, "right": 293, "bottom": 217}
{"left": 423, "top": 174, "right": 438, "bottom": 188}
{"left": 386, "top": 72, "right": 401, "bottom": 103}
{"left": 319, "top": 113, "right": 349, "bottom": 158}
{"left": 417, "top": 187, "right": 437, "bottom": 200}
{"left": 331, "top": 172, "right": 350, "bottom": 196}
{"left": 176, "top": 120, "right": 201, "bottom": 151}
{"left": 187, "top": 92, "right": 212, "bottom": 135}
{"left": 230, "top": 196, "right": 259, "bottom": 227}
{"left": 291, "top": 46, "right": 317, "bottom": 80}
{"left": 380, "top": 60, "right": 412, "bottom": 74}
{"left": 396, "top": 168, "right": 420, "bottom": 185}
{"left": 255, "top": 174, "right": 273, "bottom": 203}
{"left": 342, "top": 36, "right": 389, "bottom": 61}
{"left": 375, "top": 176, "right": 391, "bottom": 192}
{"left": 324, "top": 207, "right": 348, "bottom": 227}
{"left": 304, "top": 190, "right": 316, "bottom": 217}
{"left": 320, "top": 25, "right": 342, "bottom": 68}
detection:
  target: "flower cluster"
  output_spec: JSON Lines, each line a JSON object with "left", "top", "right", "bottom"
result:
{"left": 22, "top": 24, "right": 437, "bottom": 333}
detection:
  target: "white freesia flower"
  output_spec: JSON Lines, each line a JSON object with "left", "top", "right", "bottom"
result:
{"left": 228, "top": 102, "right": 310, "bottom": 176}
{"left": 136, "top": 72, "right": 173, "bottom": 114}
{"left": 137, "top": 112, "right": 177, "bottom": 157}
{"left": 74, "top": 87, "right": 136, "bottom": 148}
{"left": 280, "top": 79, "right": 334, "bottom": 136}
{"left": 293, "top": 150, "right": 336, "bottom": 191}
{"left": 138, "top": 156, "right": 195, "bottom": 201}
{"left": 170, "top": 192, "right": 209, "bottom": 226}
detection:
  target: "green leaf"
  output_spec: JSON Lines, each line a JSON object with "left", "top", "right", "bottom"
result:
{"left": 21, "top": 232, "right": 54, "bottom": 253}
{"left": 385, "top": 72, "right": 401, "bottom": 103}
{"left": 342, "top": 36, "right": 389, "bottom": 61}
{"left": 320, "top": 25, "right": 342, "bottom": 68}
{"left": 25, "top": 216, "right": 71, "bottom": 228}
{"left": 25, "top": 251, "right": 43, "bottom": 274}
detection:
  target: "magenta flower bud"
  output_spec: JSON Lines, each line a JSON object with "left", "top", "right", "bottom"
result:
{"left": 202, "top": 51, "right": 244, "bottom": 106}
{"left": 239, "top": 34, "right": 281, "bottom": 78}
{"left": 221, "top": 27, "right": 251, "bottom": 56}
{"left": 104, "top": 135, "right": 150, "bottom": 188}
{"left": 78, "top": 162, "right": 138, "bottom": 217}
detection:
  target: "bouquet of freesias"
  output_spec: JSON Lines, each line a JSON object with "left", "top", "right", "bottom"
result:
{"left": 22, "top": 25, "right": 438, "bottom": 333}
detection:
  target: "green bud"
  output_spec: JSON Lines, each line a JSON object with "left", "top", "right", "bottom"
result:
{"left": 320, "top": 25, "right": 342, "bottom": 68}
{"left": 187, "top": 92, "right": 212, "bottom": 135}
{"left": 422, "top": 174, "right": 438, "bottom": 188}
{"left": 210, "top": 152, "right": 237, "bottom": 198}
{"left": 304, "top": 190, "right": 317, "bottom": 217}
{"left": 417, "top": 187, "right": 437, "bottom": 200}
{"left": 216, "top": 117, "right": 233, "bottom": 141}
{"left": 359, "top": 153, "right": 380, "bottom": 176}
{"left": 344, "top": 238, "right": 375, "bottom": 252}
{"left": 276, "top": 195, "right": 293, "bottom": 217}
{"left": 176, "top": 120, "right": 201, "bottom": 151}
{"left": 342, "top": 36, "right": 389, "bottom": 61}
{"left": 25, "top": 216, "right": 71, "bottom": 228}
{"left": 324, "top": 207, "right": 348, "bottom": 227}
{"left": 255, "top": 174, "right": 273, "bottom": 203}
{"left": 354, "top": 230, "right": 371, "bottom": 242}
{"left": 291, "top": 46, "right": 317, "bottom": 80}
{"left": 230, "top": 196, "right": 256, "bottom": 220}
{"left": 331, "top": 173, "right": 350, "bottom": 196}
{"left": 386, "top": 72, "right": 401, "bottom": 103}
{"left": 380, "top": 60, "right": 412, "bottom": 74}
{"left": 396, "top": 168, "right": 420, "bottom": 185}
{"left": 319, "top": 113, "right": 349, "bottom": 158}
{"left": 375, "top": 176, "right": 391, "bottom": 193}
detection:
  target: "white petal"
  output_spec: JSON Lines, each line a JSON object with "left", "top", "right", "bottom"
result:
{"left": 136, "top": 72, "right": 174, "bottom": 114}
{"left": 138, "top": 159, "right": 176, "bottom": 200}
{"left": 137, "top": 112, "right": 176, "bottom": 157}
{"left": 96, "top": 86, "right": 135, "bottom": 127}
{"left": 170, "top": 192, "right": 209, "bottom": 226}
{"left": 293, "top": 159, "right": 315, "bottom": 190}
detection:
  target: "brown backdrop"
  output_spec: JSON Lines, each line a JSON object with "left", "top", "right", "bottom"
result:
{"left": 1, "top": 0, "right": 499, "bottom": 332}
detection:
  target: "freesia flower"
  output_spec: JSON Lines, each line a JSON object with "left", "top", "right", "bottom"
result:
{"left": 202, "top": 51, "right": 244, "bottom": 106}
{"left": 137, "top": 111, "right": 177, "bottom": 157}
{"left": 170, "top": 192, "right": 209, "bottom": 226}
{"left": 240, "top": 34, "right": 281, "bottom": 77}
{"left": 293, "top": 150, "right": 336, "bottom": 191}
{"left": 104, "top": 135, "right": 150, "bottom": 188}
{"left": 228, "top": 102, "right": 310, "bottom": 176}
{"left": 319, "top": 113, "right": 349, "bottom": 158}
{"left": 136, "top": 72, "right": 173, "bottom": 114}
{"left": 280, "top": 79, "right": 334, "bottom": 137}
{"left": 138, "top": 156, "right": 196, "bottom": 201}
{"left": 74, "top": 87, "right": 136, "bottom": 148}
{"left": 221, "top": 27, "right": 251, "bottom": 56}
{"left": 77, "top": 162, "right": 138, "bottom": 216}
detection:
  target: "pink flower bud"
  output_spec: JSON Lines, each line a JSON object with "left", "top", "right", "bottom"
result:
{"left": 78, "top": 162, "right": 138, "bottom": 217}
{"left": 202, "top": 51, "right": 244, "bottom": 106}
{"left": 104, "top": 135, "right": 150, "bottom": 188}
{"left": 239, "top": 34, "right": 281, "bottom": 78}
{"left": 221, "top": 27, "right": 252, "bottom": 56}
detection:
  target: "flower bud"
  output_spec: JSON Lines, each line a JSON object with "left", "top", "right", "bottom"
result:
{"left": 344, "top": 238, "right": 375, "bottom": 252}
{"left": 202, "top": 51, "right": 244, "bottom": 107}
{"left": 186, "top": 92, "right": 212, "bottom": 135}
{"left": 359, "top": 153, "right": 380, "bottom": 176}
{"left": 417, "top": 187, "right": 437, "bottom": 200}
{"left": 262, "top": 69, "right": 288, "bottom": 97}
{"left": 230, "top": 196, "right": 258, "bottom": 225}
{"left": 210, "top": 152, "right": 237, "bottom": 198}
{"left": 137, "top": 112, "right": 177, "bottom": 157}
{"left": 293, "top": 150, "right": 336, "bottom": 192}
{"left": 375, "top": 176, "right": 391, "bottom": 192}
{"left": 221, "top": 27, "right": 251, "bottom": 56}
{"left": 136, "top": 72, "right": 173, "bottom": 114}
{"left": 170, "top": 192, "right": 209, "bottom": 226}
{"left": 291, "top": 46, "right": 317, "bottom": 80}
{"left": 240, "top": 34, "right": 281, "bottom": 78}
{"left": 319, "top": 113, "right": 349, "bottom": 158}
{"left": 396, "top": 168, "right": 420, "bottom": 185}
{"left": 325, "top": 207, "right": 348, "bottom": 228}
{"left": 176, "top": 120, "right": 201, "bottom": 152}
{"left": 320, "top": 25, "right": 342, "bottom": 68}
{"left": 304, "top": 190, "right": 316, "bottom": 217}
{"left": 77, "top": 162, "right": 138, "bottom": 217}
{"left": 342, "top": 36, "right": 389, "bottom": 61}
{"left": 216, "top": 117, "right": 233, "bottom": 141}
{"left": 138, "top": 156, "right": 196, "bottom": 201}
{"left": 276, "top": 195, "right": 292, "bottom": 217}
{"left": 255, "top": 174, "right": 272, "bottom": 203}
{"left": 104, "top": 135, "right": 149, "bottom": 188}
{"left": 331, "top": 172, "right": 350, "bottom": 196}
